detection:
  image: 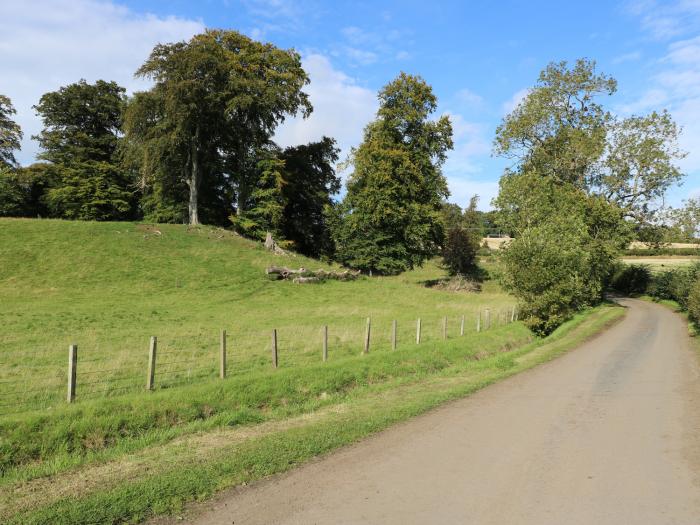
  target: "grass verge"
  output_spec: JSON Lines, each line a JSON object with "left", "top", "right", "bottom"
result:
{"left": 2, "top": 302, "right": 624, "bottom": 524}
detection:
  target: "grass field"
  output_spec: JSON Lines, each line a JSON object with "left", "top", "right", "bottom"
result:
{"left": 0, "top": 218, "right": 515, "bottom": 414}
{"left": 0, "top": 218, "right": 626, "bottom": 523}
{"left": 620, "top": 256, "right": 700, "bottom": 272}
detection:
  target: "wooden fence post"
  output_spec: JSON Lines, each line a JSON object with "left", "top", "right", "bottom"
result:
{"left": 460, "top": 315, "right": 465, "bottom": 336}
{"left": 363, "top": 317, "right": 371, "bottom": 354}
{"left": 442, "top": 316, "right": 447, "bottom": 340}
{"left": 67, "top": 344, "right": 77, "bottom": 403}
{"left": 323, "top": 325, "right": 328, "bottom": 362}
{"left": 477, "top": 311, "right": 481, "bottom": 333}
{"left": 220, "top": 329, "right": 227, "bottom": 379}
{"left": 511, "top": 306, "right": 515, "bottom": 323}
{"left": 485, "top": 309, "right": 491, "bottom": 330}
{"left": 146, "top": 336, "right": 157, "bottom": 391}
{"left": 416, "top": 318, "right": 422, "bottom": 344}
{"left": 391, "top": 320, "right": 397, "bottom": 350}
{"left": 271, "top": 329, "right": 278, "bottom": 368}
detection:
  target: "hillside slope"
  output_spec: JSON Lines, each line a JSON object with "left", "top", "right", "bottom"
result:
{"left": 0, "top": 218, "right": 513, "bottom": 410}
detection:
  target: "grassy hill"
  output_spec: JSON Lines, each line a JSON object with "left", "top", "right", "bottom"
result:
{"left": 0, "top": 218, "right": 514, "bottom": 412}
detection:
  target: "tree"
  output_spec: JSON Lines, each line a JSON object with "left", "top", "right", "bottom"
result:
{"left": 332, "top": 73, "right": 453, "bottom": 274}
{"left": 496, "top": 172, "right": 629, "bottom": 334}
{"left": 667, "top": 198, "right": 700, "bottom": 242}
{"left": 493, "top": 58, "right": 683, "bottom": 333}
{"left": 495, "top": 58, "right": 685, "bottom": 224}
{"left": 33, "top": 79, "right": 135, "bottom": 220}
{"left": 125, "top": 30, "right": 312, "bottom": 225}
{"left": 0, "top": 95, "right": 22, "bottom": 170}
{"left": 600, "top": 111, "right": 685, "bottom": 222}
{"left": 494, "top": 59, "right": 615, "bottom": 189}
{"left": 0, "top": 163, "right": 52, "bottom": 217}
{"left": 230, "top": 149, "right": 286, "bottom": 242}
{"left": 278, "top": 137, "right": 339, "bottom": 257}
{"left": 442, "top": 195, "right": 481, "bottom": 276}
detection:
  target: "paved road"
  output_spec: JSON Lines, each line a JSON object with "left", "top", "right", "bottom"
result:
{"left": 186, "top": 299, "right": 700, "bottom": 524}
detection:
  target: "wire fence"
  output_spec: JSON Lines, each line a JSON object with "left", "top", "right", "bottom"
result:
{"left": 0, "top": 305, "right": 519, "bottom": 416}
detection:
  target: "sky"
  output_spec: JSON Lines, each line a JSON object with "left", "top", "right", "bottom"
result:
{"left": 2, "top": 0, "right": 700, "bottom": 210}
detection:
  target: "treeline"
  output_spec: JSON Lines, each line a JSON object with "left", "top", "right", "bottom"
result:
{"left": 0, "top": 31, "right": 689, "bottom": 332}
{"left": 0, "top": 29, "right": 487, "bottom": 269}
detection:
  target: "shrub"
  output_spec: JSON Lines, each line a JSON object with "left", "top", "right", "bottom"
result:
{"left": 442, "top": 227, "right": 479, "bottom": 276}
{"left": 609, "top": 264, "right": 651, "bottom": 295}
{"left": 648, "top": 263, "right": 700, "bottom": 308}
{"left": 687, "top": 279, "right": 700, "bottom": 324}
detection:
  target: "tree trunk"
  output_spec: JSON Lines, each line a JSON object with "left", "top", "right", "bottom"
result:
{"left": 188, "top": 125, "right": 200, "bottom": 225}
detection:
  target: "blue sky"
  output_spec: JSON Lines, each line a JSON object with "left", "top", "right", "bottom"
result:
{"left": 2, "top": 0, "right": 700, "bottom": 209}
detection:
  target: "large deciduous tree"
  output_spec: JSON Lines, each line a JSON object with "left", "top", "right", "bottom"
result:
{"left": 125, "top": 30, "right": 312, "bottom": 225}
{"left": 0, "top": 95, "right": 22, "bottom": 170}
{"left": 495, "top": 58, "right": 685, "bottom": 224}
{"left": 332, "top": 73, "right": 453, "bottom": 274}
{"left": 492, "top": 59, "right": 679, "bottom": 333}
{"left": 33, "top": 80, "right": 135, "bottom": 220}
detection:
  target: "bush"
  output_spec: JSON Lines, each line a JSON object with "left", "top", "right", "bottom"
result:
{"left": 623, "top": 247, "right": 700, "bottom": 256}
{"left": 687, "top": 279, "right": 700, "bottom": 324}
{"left": 442, "top": 227, "right": 479, "bottom": 276}
{"left": 648, "top": 263, "right": 700, "bottom": 308}
{"left": 609, "top": 264, "right": 651, "bottom": 295}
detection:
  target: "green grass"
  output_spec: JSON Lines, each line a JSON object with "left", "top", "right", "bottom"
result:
{"left": 0, "top": 218, "right": 626, "bottom": 523}
{"left": 1, "top": 302, "right": 624, "bottom": 524}
{"left": 0, "top": 218, "right": 514, "bottom": 412}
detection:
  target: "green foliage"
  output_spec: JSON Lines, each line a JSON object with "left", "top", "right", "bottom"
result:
{"left": 494, "top": 58, "right": 615, "bottom": 188}
{"left": 609, "top": 264, "right": 652, "bottom": 295}
{"left": 33, "top": 80, "right": 135, "bottom": 220}
{"left": 278, "top": 137, "right": 340, "bottom": 257}
{"left": 496, "top": 172, "right": 628, "bottom": 334}
{"left": 231, "top": 154, "right": 286, "bottom": 241}
{"left": 622, "top": 247, "right": 700, "bottom": 256}
{"left": 686, "top": 279, "right": 700, "bottom": 324}
{"left": 0, "top": 94, "right": 22, "bottom": 169}
{"left": 125, "top": 30, "right": 312, "bottom": 225}
{"left": 667, "top": 197, "right": 700, "bottom": 242}
{"left": 231, "top": 137, "right": 340, "bottom": 256}
{"left": 442, "top": 195, "right": 481, "bottom": 276}
{"left": 0, "top": 163, "right": 53, "bottom": 217}
{"left": 648, "top": 263, "right": 700, "bottom": 309}
{"left": 332, "top": 73, "right": 453, "bottom": 274}
{"left": 494, "top": 59, "right": 685, "bottom": 225}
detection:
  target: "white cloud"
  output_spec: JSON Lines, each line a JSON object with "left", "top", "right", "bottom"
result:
{"left": 620, "top": 1, "right": 700, "bottom": 207}
{"left": 612, "top": 50, "right": 642, "bottom": 63}
{"left": 0, "top": 0, "right": 203, "bottom": 165}
{"left": 342, "top": 47, "right": 379, "bottom": 66}
{"left": 627, "top": 0, "right": 700, "bottom": 39}
{"left": 273, "top": 54, "right": 377, "bottom": 176}
{"left": 501, "top": 88, "right": 529, "bottom": 114}
{"left": 454, "top": 88, "right": 484, "bottom": 108}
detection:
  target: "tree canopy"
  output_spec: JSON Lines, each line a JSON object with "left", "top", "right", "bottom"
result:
{"left": 0, "top": 95, "right": 22, "bottom": 170}
{"left": 332, "top": 73, "right": 453, "bottom": 274}
{"left": 124, "top": 29, "right": 312, "bottom": 225}
{"left": 495, "top": 58, "right": 685, "bottom": 225}
{"left": 33, "top": 79, "right": 134, "bottom": 220}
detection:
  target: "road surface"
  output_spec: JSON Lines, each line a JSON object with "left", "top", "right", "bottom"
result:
{"left": 184, "top": 298, "right": 700, "bottom": 524}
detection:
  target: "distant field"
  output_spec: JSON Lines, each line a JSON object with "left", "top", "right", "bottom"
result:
{"left": 620, "top": 256, "right": 700, "bottom": 272}
{"left": 0, "top": 219, "right": 515, "bottom": 414}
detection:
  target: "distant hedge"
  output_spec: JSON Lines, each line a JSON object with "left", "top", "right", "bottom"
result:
{"left": 622, "top": 247, "right": 700, "bottom": 256}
